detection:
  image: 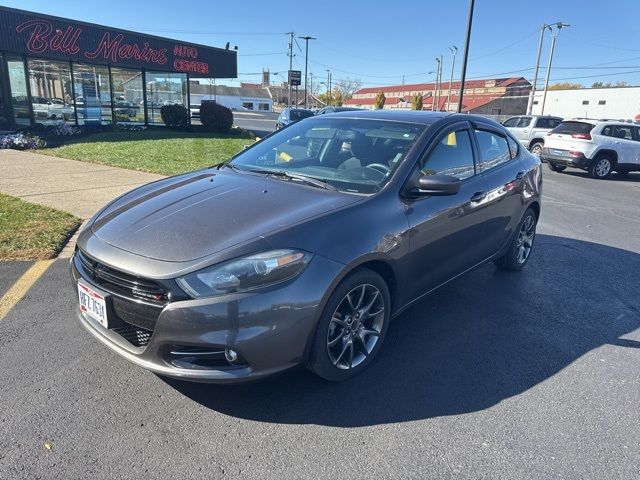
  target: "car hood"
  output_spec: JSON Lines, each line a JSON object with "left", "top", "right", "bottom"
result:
{"left": 91, "top": 169, "right": 360, "bottom": 262}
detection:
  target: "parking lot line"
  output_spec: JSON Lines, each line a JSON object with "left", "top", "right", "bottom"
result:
{"left": 0, "top": 260, "right": 54, "bottom": 321}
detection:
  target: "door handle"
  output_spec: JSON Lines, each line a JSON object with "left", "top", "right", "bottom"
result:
{"left": 470, "top": 191, "right": 486, "bottom": 202}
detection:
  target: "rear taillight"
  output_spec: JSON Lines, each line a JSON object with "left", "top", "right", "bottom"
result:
{"left": 571, "top": 133, "right": 592, "bottom": 140}
{"left": 568, "top": 151, "right": 584, "bottom": 157}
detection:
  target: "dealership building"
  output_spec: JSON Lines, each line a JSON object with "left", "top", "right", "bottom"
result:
{"left": 0, "top": 6, "right": 237, "bottom": 129}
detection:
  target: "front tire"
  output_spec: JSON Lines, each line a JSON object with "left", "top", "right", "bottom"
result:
{"left": 307, "top": 269, "right": 390, "bottom": 382}
{"left": 529, "top": 141, "right": 543, "bottom": 156}
{"left": 494, "top": 208, "right": 537, "bottom": 271}
{"left": 589, "top": 155, "right": 613, "bottom": 179}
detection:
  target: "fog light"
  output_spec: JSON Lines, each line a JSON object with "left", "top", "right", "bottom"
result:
{"left": 225, "top": 348, "right": 239, "bottom": 363}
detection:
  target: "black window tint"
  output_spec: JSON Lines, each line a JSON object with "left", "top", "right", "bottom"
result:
{"left": 507, "top": 136, "right": 519, "bottom": 158}
{"left": 634, "top": 127, "right": 640, "bottom": 142}
{"left": 475, "top": 130, "right": 511, "bottom": 170}
{"left": 601, "top": 125, "right": 614, "bottom": 137}
{"left": 503, "top": 117, "right": 519, "bottom": 128}
{"left": 614, "top": 126, "right": 634, "bottom": 140}
{"left": 421, "top": 130, "right": 475, "bottom": 180}
{"left": 550, "top": 121, "right": 594, "bottom": 135}
{"left": 552, "top": 119, "right": 562, "bottom": 128}
{"left": 535, "top": 118, "right": 550, "bottom": 128}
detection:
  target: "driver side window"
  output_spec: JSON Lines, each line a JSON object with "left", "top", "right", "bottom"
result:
{"left": 421, "top": 129, "right": 475, "bottom": 180}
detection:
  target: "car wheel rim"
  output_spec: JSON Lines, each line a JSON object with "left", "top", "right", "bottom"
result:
{"left": 327, "top": 284, "right": 385, "bottom": 370}
{"left": 516, "top": 215, "right": 536, "bottom": 264}
{"left": 596, "top": 158, "right": 611, "bottom": 177}
{"left": 531, "top": 145, "right": 542, "bottom": 155}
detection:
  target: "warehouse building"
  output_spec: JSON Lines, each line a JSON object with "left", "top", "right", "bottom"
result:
{"left": 0, "top": 6, "right": 236, "bottom": 129}
{"left": 189, "top": 82, "right": 273, "bottom": 112}
{"left": 530, "top": 87, "right": 640, "bottom": 121}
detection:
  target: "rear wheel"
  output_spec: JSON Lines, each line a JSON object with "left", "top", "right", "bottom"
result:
{"left": 494, "top": 208, "right": 537, "bottom": 271}
{"left": 548, "top": 162, "right": 566, "bottom": 172}
{"left": 529, "top": 141, "right": 543, "bottom": 156}
{"left": 589, "top": 155, "right": 613, "bottom": 179}
{"left": 307, "top": 269, "right": 390, "bottom": 382}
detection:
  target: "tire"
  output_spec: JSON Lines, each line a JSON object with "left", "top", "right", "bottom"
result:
{"left": 307, "top": 269, "right": 390, "bottom": 382}
{"left": 548, "top": 162, "right": 566, "bottom": 172}
{"left": 529, "top": 141, "right": 543, "bottom": 156}
{"left": 494, "top": 207, "right": 537, "bottom": 271}
{"left": 588, "top": 155, "right": 613, "bottom": 179}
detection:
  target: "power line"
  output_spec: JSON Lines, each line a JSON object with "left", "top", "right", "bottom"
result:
{"left": 469, "top": 29, "right": 539, "bottom": 61}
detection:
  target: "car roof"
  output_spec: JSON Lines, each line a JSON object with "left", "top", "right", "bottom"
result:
{"left": 564, "top": 118, "right": 639, "bottom": 126}
{"left": 318, "top": 109, "right": 452, "bottom": 125}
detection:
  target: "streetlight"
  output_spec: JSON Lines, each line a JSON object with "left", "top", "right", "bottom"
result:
{"left": 299, "top": 35, "right": 316, "bottom": 109}
{"left": 457, "top": 0, "right": 475, "bottom": 113}
{"left": 446, "top": 45, "right": 457, "bottom": 112}
{"left": 526, "top": 23, "right": 552, "bottom": 115}
{"left": 540, "top": 22, "right": 570, "bottom": 116}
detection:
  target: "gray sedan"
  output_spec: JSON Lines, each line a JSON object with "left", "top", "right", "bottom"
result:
{"left": 71, "top": 110, "right": 542, "bottom": 383}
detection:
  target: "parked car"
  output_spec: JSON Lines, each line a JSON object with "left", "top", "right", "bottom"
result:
{"left": 72, "top": 111, "right": 541, "bottom": 383}
{"left": 503, "top": 115, "right": 563, "bottom": 156}
{"left": 113, "top": 100, "right": 138, "bottom": 118}
{"left": 542, "top": 118, "right": 640, "bottom": 178}
{"left": 31, "top": 96, "right": 73, "bottom": 121}
{"left": 276, "top": 107, "right": 314, "bottom": 129}
{"left": 315, "top": 106, "right": 363, "bottom": 115}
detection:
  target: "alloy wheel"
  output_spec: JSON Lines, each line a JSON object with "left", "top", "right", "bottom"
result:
{"left": 595, "top": 158, "right": 611, "bottom": 177}
{"left": 516, "top": 214, "right": 536, "bottom": 264}
{"left": 530, "top": 144, "right": 542, "bottom": 156}
{"left": 327, "top": 284, "right": 385, "bottom": 370}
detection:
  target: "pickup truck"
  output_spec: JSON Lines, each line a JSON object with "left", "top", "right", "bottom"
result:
{"left": 503, "top": 115, "right": 563, "bottom": 156}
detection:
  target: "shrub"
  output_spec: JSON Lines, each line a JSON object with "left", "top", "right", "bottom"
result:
{"left": 160, "top": 104, "right": 189, "bottom": 128}
{"left": 200, "top": 102, "right": 233, "bottom": 133}
{"left": 0, "top": 133, "right": 46, "bottom": 150}
{"left": 374, "top": 91, "right": 386, "bottom": 109}
{"left": 411, "top": 93, "right": 423, "bottom": 110}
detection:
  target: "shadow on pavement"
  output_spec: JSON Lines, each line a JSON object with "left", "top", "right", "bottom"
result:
{"left": 554, "top": 170, "right": 640, "bottom": 182}
{"left": 163, "top": 234, "right": 640, "bottom": 427}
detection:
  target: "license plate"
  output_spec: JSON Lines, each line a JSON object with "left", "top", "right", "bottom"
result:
{"left": 551, "top": 149, "right": 563, "bottom": 155}
{"left": 78, "top": 283, "right": 108, "bottom": 328}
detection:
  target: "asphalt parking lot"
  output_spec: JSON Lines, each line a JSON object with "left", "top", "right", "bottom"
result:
{"left": 0, "top": 168, "right": 639, "bottom": 479}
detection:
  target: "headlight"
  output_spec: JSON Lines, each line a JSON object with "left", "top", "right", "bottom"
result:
{"left": 176, "top": 249, "right": 312, "bottom": 298}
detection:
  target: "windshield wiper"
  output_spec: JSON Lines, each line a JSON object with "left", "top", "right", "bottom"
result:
{"left": 243, "top": 168, "right": 338, "bottom": 191}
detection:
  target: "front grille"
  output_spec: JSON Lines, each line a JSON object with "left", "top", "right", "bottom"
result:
{"left": 112, "top": 324, "right": 153, "bottom": 347}
{"left": 112, "top": 296, "right": 162, "bottom": 331}
{"left": 77, "top": 250, "right": 168, "bottom": 303}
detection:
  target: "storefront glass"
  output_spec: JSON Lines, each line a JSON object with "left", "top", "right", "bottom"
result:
{"left": 110, "top": 67, "right": 144, "bottom": 124}
{"left": 72, "top": 63, "right": 112, "bottom": 125}
{"left": 7, "top": 57, "right": 30, "bottom": 127}
{"left": 28, "top": 59, "right": 75, "bottom": 125}
{"left": 0, "top": 53, "right": 8, "bottom": 129}
{"left": 145, "top": 72, "right": 187, "bottom": 125}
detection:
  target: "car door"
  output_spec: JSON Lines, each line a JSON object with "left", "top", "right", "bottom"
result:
{"left": 611, "top": 125, "right": 637, "bottom": 166}
{"left": 633, "top": 127, "right": 640, "bottom": 165}
{"left": 473, "top": 124, "right": 529, "bottom": 250}
{"left": 510, "top": 116, "right": 533, "bottom": 143}
{"left": 403, "top": 121, "right": 494, "bottom": 301}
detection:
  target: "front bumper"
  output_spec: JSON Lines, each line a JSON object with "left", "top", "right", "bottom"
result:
{"left": 540, "top": 148, "right": 592, "bottom": 169}
{"left": 71, "top": 251, "right": 343, "bottom": 383}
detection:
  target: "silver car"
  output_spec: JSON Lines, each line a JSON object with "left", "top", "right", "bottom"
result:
{"left": 503, "top": 115, "right": 563, "bottom": 156}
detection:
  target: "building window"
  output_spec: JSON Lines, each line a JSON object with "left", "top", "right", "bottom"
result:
{"left": 6, "top": 57, "right": 31, "bottom": 127}
{"left": 146, "top": 72, "right": 187, "bottom": 125}
{"left": 73, "top": 63, "right": 112, "bottom": 125}
{"left": 582, "top": 100, "right": 589, "bottom": 105}
{"left": 258, "top": 103, "right": 269, "bottom": 111}
{"left": 242, "top": 102, "right": 254, "bottom": 110}
{"left": 111, "top": 67, "right": 144, "bottom": 124}
{"left": 598, "top": 100, "right": 606, "bottom": 105}
{"left": 28, "top": 59, "right": 75, "bottom": 125}
{"left": 533, "top": 100, "right": 538, "bottom": 105}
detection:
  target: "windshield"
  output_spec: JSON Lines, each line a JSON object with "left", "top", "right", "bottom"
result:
{"left": 229, "top": 118, "right": 425, "bottom": 194}
{"left": 289, "top": 110, "right": 314, "bottom": 121}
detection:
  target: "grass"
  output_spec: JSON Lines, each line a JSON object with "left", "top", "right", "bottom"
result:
{"left": 42, "top": 129, "right": 255, "bottom": 176}
{"left": 0, "top": 194, "right": 81, "bottom": 261}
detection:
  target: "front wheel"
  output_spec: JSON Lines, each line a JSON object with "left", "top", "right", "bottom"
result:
{"left": 307, "top": 269, "right": 390, "bottom": 382}
{"left": 529, "top": 141, "right": 543, "bottom": 156}
{"left": 494, "top": 208, "right": 537, "bottom": 271}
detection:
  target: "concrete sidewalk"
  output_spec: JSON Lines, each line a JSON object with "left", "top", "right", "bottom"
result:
{"left": 0, "top": 149, "right": 164, "bottom": 219}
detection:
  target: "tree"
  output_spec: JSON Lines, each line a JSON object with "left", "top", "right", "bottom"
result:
{"left": 591, "top": 81, "right": 604, "bottom": 88}
{"left": 334, "top": 77, "right": 362, "bottom": 101}
{"left": 411, "top": 93, "right": 423, "bottom": 110}
{"left": 591, "top": 81, "right": 630, "bottom": 89}
{"left": 317, "top": 88, "right": 344, "bottom": 107}
{"left": 374, "top": 91, "right": 386, "bottom": 109}
{"left": 548, "top": 82, "right": 583, "bottom": 90}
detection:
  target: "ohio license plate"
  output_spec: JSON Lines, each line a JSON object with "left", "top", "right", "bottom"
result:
{"left": 78, "top": 283, "right": 108, "bottom": 328}
{"left": 551, "top": 149, "right": 564, "bottom": 155}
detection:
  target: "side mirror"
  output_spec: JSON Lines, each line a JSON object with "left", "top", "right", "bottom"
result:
{"left": 406, "top": 174, "right": 461, "bottom": 197}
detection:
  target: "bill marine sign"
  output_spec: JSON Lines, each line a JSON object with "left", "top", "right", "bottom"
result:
{"left": 0, "top": 6, "right": 237, "bottom": 78}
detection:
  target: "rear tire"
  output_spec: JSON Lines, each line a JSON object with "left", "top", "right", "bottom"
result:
{"left": 548, "top": 162, "right": 566, "bottom": 172}
{"left": 307, "top": 269, "right": 390, "bottom": 382}
{"left": 588, "top": 155, "right": 613, "bottom": 179}
{"left": 529, "top": 141, "right": 543, "bottom": 156}
{"left": 494, "top": 208, "right": 537, "bottom": 271}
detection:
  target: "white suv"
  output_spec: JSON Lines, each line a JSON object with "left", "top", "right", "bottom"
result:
{"left": 541, "top": 119, "right": 640, "bottom": 178}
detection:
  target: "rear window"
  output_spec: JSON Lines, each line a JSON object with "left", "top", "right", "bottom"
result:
{"left": 550, "top": 121, "right": 594, "bottom": 135}
{"left": 290, "top": 110, "right": 314, "bottom": 121}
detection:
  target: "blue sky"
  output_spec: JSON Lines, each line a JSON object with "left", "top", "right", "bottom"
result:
{"left": 5, "top": 0, "right": 640, "bottom": 89}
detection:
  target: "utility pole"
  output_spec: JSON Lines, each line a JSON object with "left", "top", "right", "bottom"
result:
{"left": 540, "top": 22, "right": 570, "bottom": 116}
{"left": 326, "top": 69, "right": 332, "bottom": 106}
{"left": 300, "top": 35, "right": 316, "bottom": 109}
{"left": 433, "top": 57, "right": 441, "bottom": 111}
{"left": 447, "top": 45, "right": 457, "bottom": 112}
{"left": 527, "top": 23, "right": 550, "bottom": 115}
{"left": 310, "top": 73, "right": 314, "bottom": 107}
{"left": 457, "top": 0, "right": 475, "bottom": 113}
{"left": 287, "top": 32, "right": 294, "bottom": 106}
